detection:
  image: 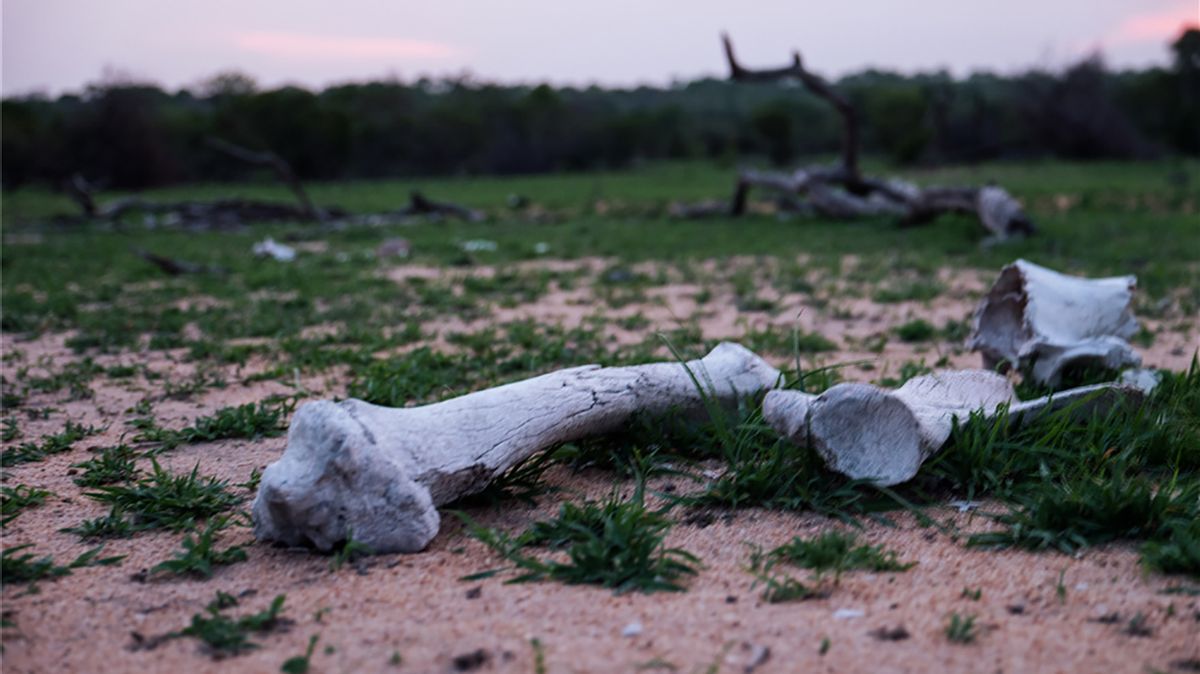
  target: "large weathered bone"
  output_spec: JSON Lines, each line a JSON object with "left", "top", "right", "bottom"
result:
{"left": 763, "top": 370, "right": 1153, "bottom": 486}
{"left": 253, "top": 343, "right": 781, "bottom": 553}
{"left": 968, "top": 259, "right": 1141, "bottom": 386}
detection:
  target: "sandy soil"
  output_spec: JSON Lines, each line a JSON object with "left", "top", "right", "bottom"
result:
{"left": 2, "top": 257, "right": 1198, "bottom": 673}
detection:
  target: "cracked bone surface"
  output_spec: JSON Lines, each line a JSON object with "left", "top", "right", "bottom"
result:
{"left": 763, "top": 370, "right": 1153, "bottom": 487}
{"left": 968, "top": 259, "right": 1141, "bottom": 386}
{"left": 252, "top": 342, "right": 780, "bottom": 553}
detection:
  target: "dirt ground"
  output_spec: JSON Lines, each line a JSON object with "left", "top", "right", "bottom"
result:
{"left": 2, "top": 257, "right": 1198, "bottom": 674}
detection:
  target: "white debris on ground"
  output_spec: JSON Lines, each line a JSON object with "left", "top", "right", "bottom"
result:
{"left": 251, "top": 237, "right": 297, "bottom": 262}
{"left": 461, "top": 239, "right": 498, "bottom": 252}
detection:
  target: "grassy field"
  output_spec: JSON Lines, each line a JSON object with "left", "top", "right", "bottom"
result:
{"left": 1, "top": 159, "right": 1198, "bottom": 672}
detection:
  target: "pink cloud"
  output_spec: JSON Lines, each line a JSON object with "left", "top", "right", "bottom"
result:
{"left": 233, "top": 31, "right": 459, "bottom": 61}
{"left": 1108, "top": 4, "right": 1197, "bottom": 45}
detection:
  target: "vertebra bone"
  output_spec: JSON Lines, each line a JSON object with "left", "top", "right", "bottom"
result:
{"left": 968, "top": 259, "right": 1141, "bottom": 386}
{"left": 764, "top": 370, "right": 1154, "bottom": 487}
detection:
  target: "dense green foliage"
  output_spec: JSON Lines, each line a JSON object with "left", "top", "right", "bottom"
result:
{"left": 3, "top": 30, "right": 1197, "bottom": 189}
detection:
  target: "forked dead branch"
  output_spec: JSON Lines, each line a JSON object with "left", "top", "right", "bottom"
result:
{"left": 675, "top": 35, "right": 1035, "bottom": 241}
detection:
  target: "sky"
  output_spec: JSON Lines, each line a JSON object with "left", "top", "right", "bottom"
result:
{"left": 2, "top": 0, "right": 1197, "bottom": 97}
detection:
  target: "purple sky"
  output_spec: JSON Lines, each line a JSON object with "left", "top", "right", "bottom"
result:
{"left": 3, "top": 0, "right": 1197, "bottom": 96}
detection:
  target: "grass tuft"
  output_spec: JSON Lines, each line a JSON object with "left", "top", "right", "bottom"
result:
{"left": 176, "top": 593, "right": 290, "bottom": 658}
{"left": 85, "top": 460, "right": 241, "bottom": 532}
{"left": 765, "top": 530, "right": 915, "bottom": 581}
{"left": 459, "top": 486, "right": 700, "bottom": 594}
{"left": 1, "top": 484, "right": 53, "bottom": 527}
{"left": 72, "top": 444, "right": 140, "bottom": 487}
{"left": 0, "top": 421, "right": 98, "bottom": 467}
{"left": 1, "top": 543, "right": 124, "bottom": 585}
{"left": 945, "top": 612, "right": 977, "bottom": 644}
{"left": 152, "top": 518, "right": 248, "bottom": 578}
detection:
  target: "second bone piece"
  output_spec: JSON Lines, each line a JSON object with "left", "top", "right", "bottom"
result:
{"left": 252, "top": 343, "right": 781, "bottom": 554}
{"left": 763, "top": 369, "right": 1153, "bottom": 487}
{"left": 968, "top": 259, "right": 1141, "bottom": 386}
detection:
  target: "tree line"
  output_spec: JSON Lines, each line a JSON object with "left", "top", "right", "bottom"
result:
{"left": 3, "top": 30, "right": 1197, "bottom": 191}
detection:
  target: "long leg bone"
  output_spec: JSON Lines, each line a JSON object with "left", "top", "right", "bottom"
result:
{"left": 968, "top": 259, "right": 1141, "bottom": 386}
{"left": 763, "top": 370, "right": 1155, "bottom": 487}
{"left": 253, "top": 343, "right": 781, "bottom": 553}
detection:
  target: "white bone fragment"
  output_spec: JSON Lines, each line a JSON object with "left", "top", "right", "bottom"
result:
{"left": 968, "top": 259, "right": 1141, "bottom": 386}
{"left": 253, "top": 343, "right": 781, "bottom": 553}
{"left": 764, "top": 369, "right": 1150, "bottom": 487}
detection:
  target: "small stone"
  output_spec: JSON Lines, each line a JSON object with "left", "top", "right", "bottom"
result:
{"left": 869, "top": 625, "right": 910, "bottom": 641}
{"left": 833, "top": 609, "right": 864, "bottom": 620}
{"left": 622, "top": 622, "right": 643, "bottom": 638}
{"left": 452, "top": 649, "right": 489, "bottom": 671}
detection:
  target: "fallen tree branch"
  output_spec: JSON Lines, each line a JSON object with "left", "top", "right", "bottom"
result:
{"left": 690, "top": 34, "right": 1035, "bottom": 241}
{"left": 206, "top": 137, "right": 324, "bottom": 222}
{"left": 397, "top": 190, "right": 485, "bottom": 222}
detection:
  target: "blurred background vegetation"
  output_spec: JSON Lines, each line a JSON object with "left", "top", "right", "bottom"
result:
{"left": 3, "top": 30, "right": 1197, "bottom": 191}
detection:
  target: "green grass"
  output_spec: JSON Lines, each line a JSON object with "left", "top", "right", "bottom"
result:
{"left": 176, "top": 399, "right": 293, "bottom": 442}
{"left": 895, "top": 319, "right": 936, "bottom": 343}
{"left": 282, "top": 635, "right": 320, "bottom": 674}
{"left": 128, "top": 399, "right": 292, "bottom": 452}
{"left": 61, "top": 506, "right": 137, "bottom": 539}
{"left": 4, "top": 160, "right": 1197, "bottom": 363}
{"left": 71, "top": 444, "right": 140, "bottom": 487}
{"left": 871, "top": 279, "right": 944, "bottom": 304}
{"left": 933, "top": 360, "right": 1200, "bottom": 565}
{"left": 151, "top": 518, "right": 248, "bottom": 578}
{"left": 459, "top": 486, "right": 700, "bottom": 594}
{"left": 0, "top": 484, "right": 53, "bottom": 526}
{"left": 1141, "top": 520, "right": 1200, "bottom": 578}
{"left": 0, "top": 421, "right": 98, "bottom": 467}
{"left": 85, "top": 460, "right": 242, "bottom": 532}
{"left": 764, "top": 531, "right": 915, "bottom": 580}
{"left": 328, "top": 529, "right": 373, "bottom": 572}
{"left": 0, "top": 544, "right": 124, "bottom": 585}
{"left": 945, "top": 612, "right": 978, "bottom": 644}
{"left": 752, "top": 568, "right": 820, "bottom": 603}
{"left": 176, "top": 593, "right": 290, "bottom": 658}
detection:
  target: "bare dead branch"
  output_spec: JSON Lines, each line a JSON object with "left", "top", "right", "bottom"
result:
{"left": 206, "top": 137, "right": 324, "bottom": 222}
{"left": 399, "top": 190, "right": 485, "bottom": 222}
{"left": 134, "top": 248, "right": 220, "bottom": 275}
{"left": 65, "top": 174, "right": 98, "bottom": 217}
{"left": 705, "top": 33, "right": 1035, "bottom": 240}
{"left": 722, "top": 33, "right": 862, "bottom": 189}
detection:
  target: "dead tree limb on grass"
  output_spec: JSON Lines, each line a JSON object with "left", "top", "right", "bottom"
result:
{"left": 133, "top": 248, "right": 225, "bottom": 276}
{"left": 396, "top": 190, "right": 485, "bottom": 222}
{"left": 61, "top": 144, "right": 484, "bottom": 230}
{"left": 206, "top": 137, "right": 324, "bottom": 222}
{"left": 678, "top": 34, "right": 1035, "bottom": 241}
